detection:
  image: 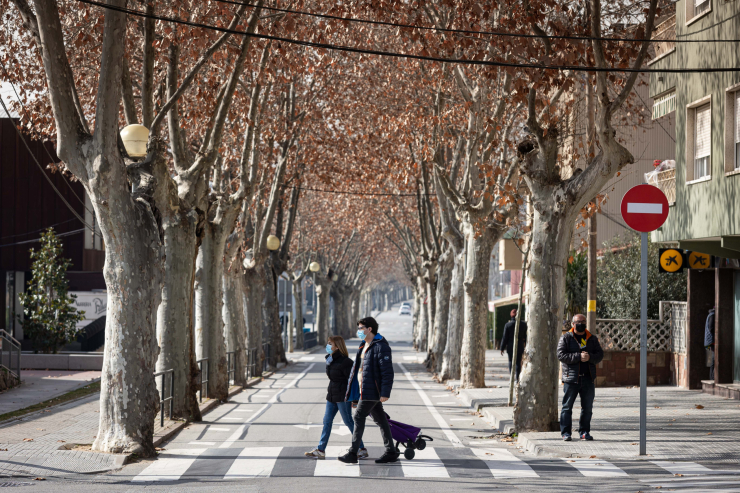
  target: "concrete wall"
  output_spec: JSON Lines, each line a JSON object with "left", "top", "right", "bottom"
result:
{"left": 596, "top": 351, "right": 675, "bottom": 387}
{"left": 20, "top": 353, "right": 103, "bottom": 371}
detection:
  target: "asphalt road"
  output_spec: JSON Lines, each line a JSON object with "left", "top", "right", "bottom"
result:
{"left": 10, "top": 306, "right": 740, "bottom": 492}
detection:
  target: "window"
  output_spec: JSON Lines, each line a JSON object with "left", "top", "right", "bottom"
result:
{"left": 695, "top": 0, "right": 710, "bottom": 15}
{"left": 686, "top": 0, "right": 711, "bottom": 23}
{"left": 735, "top": 91, "right": 740, "bottom": 170}
{"left": 694, "top": 104, "right": 711, "bottom": 179}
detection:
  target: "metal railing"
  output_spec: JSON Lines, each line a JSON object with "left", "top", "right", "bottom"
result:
{"left": 303, "top": 331, "right": 318, "bottom": 349}
{"left": 197, "top": 358, "right": 209, "bottom": 402}
{"left": 153, "top": 368, "right": 174, "bottom": 427}
{"left": 262, "top": 343, "right": 271, "bottom": 372}
{"left": 246, "top": 347, "right": 258, "bottom": 381}
{"left": 653, "top": 14, "right": 676, "bottom": 59}
{"left": 1, "top": 329, "right": 21, "bottom": 381}
{"left": 226, "top": 351, "right": 236, "bottom": 386}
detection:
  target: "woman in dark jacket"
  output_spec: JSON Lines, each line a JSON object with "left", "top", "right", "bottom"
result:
{"left": 304, "top": 336, "right": 367, "bottom": 459}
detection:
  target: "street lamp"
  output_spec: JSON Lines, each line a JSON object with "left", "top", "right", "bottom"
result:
{"left": 120, "top": 124, "right": 149, "bottom": 158}
{"left": 266, "top": 234, "right": 280, "bottom": 251}
{"left": 309, "top": 262, "right": 320, "bottom": 333}
{"left": 309, "top": 262, "right": 320, "bottom": 272}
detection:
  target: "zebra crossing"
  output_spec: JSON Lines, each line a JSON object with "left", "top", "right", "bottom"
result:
{"left": 131, "top": 446, "right": 739, "bottom": 482}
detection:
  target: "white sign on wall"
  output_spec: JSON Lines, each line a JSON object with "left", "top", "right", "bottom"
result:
{"left": 70, "top": 291, "right": 107, "bottom": 328}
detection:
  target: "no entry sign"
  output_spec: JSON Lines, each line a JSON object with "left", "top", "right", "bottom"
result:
{"left": 620, "top": 184, "right": 669, "bottom": 233}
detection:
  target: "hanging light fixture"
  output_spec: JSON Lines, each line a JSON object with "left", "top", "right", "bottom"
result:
{"left": 266, "top": 235, "right": 281, "bottom": 251}
{"left": 120, "top": 124, "right": 149, "bottom": 158}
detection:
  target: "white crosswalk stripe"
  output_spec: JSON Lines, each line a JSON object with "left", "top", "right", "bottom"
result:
{"left": 130, "top": 446, "right": 732, "bottom": 482}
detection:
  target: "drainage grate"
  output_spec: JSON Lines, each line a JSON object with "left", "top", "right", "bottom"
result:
{"left": 0, "top": 483, "right": 33, "bottom": 488}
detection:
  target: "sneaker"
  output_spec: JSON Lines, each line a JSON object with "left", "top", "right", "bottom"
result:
{"left": 374, "top": 451, "right": 400, "bottom": 463}
{"left": 304, "top": 448, "right": 325, "bottom": 459}
{"left": 357, "top": 448, "right": 369, "bottom": 459}
{"left": 580, "top": 432, "right": 594, "bottom": 441}
{"left": 337, "top": 451, "right": 358, "bottom": 464}
{"left": 562, "top": 433, "right": 572, "bottom": 441}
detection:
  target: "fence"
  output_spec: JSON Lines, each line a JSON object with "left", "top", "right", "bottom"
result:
{"left": 153, "top": 368, "right": 174, "bottom": 427}
{"left": 262, "top": 343, "right": 271, "bottom": 372}
{"left": 197, "top": 358, "right": 209, "bottom": 402}
{"left": 593, "top": 301, "right": 687, "bottom": 353}
{"left": 303, "top": 331, "right": 318, "bottom": 349}
{"left": 246, "top": 347, "right": 258, "bottom": 381}
{"left": 1, "top": 329, "right": 21, "bottom": 380}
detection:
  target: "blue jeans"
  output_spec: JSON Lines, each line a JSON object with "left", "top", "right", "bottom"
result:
{"left": 560, "top": 377, "right": 595, "bottom": 435}
{"left": 318, "top": 401, "right": 364, "bottom": 451}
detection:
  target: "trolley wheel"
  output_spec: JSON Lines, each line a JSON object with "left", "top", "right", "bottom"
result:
{"left": 415, "top": 437, "right": 426, "bottom": 450}
{"left": 404, "top": 448, "right": 415, "bottom": 460}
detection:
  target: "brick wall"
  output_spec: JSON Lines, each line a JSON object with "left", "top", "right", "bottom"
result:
{"left": 595, "top": 351, "right": 676, "bottom": 387}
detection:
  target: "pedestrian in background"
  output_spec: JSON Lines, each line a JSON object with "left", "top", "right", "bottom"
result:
{"left": 338, "top": 317, "right": 397, "bottom": 464}
{"left": 705, "top": 306, "right": 715, "bottom": 380}
{"left": 304, "top": 336, "right": 368, "bottom": 460}
{"left": 500, "top": 308, "right": 527, "bottom": 380}
{"left": 558, "top": 313, "right": 604, "bottom": 442}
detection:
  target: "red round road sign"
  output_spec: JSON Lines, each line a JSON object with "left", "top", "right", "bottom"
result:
{"left": 620, "top": 184, "right": 669, "bottom": 233}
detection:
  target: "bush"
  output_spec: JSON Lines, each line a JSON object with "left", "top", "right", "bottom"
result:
{"left": 18, "top": 228, "right": 85, "bottom": 353}
{"left": 565, "top": 251, "right": 588, "bottom": 321}
{"left": 597, "top": 232, "right": 687, "bottom": 320}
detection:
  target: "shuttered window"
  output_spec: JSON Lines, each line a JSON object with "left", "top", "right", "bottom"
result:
{"left": 735, "top": 91, "right": 740, "bottom": 170}
{"left": 695, "top": 0, "right": 710, "bottom": 15}
{"left": 694, "top": 104, "right": 711, "bottom": 179}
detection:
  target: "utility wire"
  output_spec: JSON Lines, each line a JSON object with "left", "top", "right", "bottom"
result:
{"left": 75, "top": 0, "right": 740, "bottom": 74}
{"left": 217, "top": 0, "right": 735, "bottom": 44}
{"left": 0, "top": 59, "right": 95, "bottom": 217}
{"left": 0, "top": 96, "right": 95, "bottom": 232}
{"left": 0, "top": 217, "right": 81, "bottom": 241}
{"left": 0, "top": 228, "right": 86, "bottom": 248}
{"left": 282, "top": 184, "right": 420, "bottom": 196}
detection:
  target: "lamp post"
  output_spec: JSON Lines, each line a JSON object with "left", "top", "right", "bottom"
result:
{"left": 120, "top": 124, "right": 149, "bottom": 158}
{"left": 309, "top": 262, "right": 320, "bottom": 332}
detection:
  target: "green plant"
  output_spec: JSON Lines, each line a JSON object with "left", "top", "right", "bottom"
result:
{"left": 597, "top": 232, "right": 687, "bottom": 319}
{"left": 565, "top": 251, "right": 588, "bottom": 320}
{"left": 18, "top": 228, "right": 85, "bottom": 353}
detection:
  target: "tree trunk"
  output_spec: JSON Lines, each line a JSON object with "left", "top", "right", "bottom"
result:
{"left": 430, "top": 246, "right": 453, "bottom": 372}
{"left": 263, "top": 261, "right": 287, "bottom": 367}
{"left": 316, "top": 280, "right": 332, "bottom": 346}
{"left": 414, "top": 277, "right": 427, "bottom": 350}
{"left": 91, "top": 181, "right": 163, "bottom": 457}
{"left": 244, "top": 266, "right": 265, "bottom": 377}
{"left": 459, "top": 223, "right": 499, "bottom": 388}
{"left": 292, "top": 279, "right": 305, "bottom": 350}
{"left": 155, "top": 211, "right": 201, "bottom": 420}
{"left": 350, "top": 291, "right": 360, "bottom": 333}
{"left": 423, "top": 272, "right": 436, "bottom": 352}
{"left": 514, "top": 206, "right": 576, "bottom": 431}
{"left": 440, "top": 247, "right": 465, "bottom": 381}
{"left": 223, "top": 260, "right": 248, "bottom": 387}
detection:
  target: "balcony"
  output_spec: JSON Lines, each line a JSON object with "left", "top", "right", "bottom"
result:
{"left": 654, "top": 168, "right": 676, "bottom": 205}
{"left": 652, "top": 14, "right": 676, "bottom": 61}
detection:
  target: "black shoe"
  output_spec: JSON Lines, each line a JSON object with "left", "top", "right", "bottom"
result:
{"left": 337, "top": 451, "right": 358, "bottom": 464}
{"left": 375, "top": 451, "right": 400, "bottom": 463}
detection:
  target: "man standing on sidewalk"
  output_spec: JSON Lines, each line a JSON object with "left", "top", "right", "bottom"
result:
{"left": 338, "top": 317, "right": 397, "bottom": 464}
{"left": 500, "top": 308, "right": 527, "bottom": 379}
{"left": 558, "top": 313, "right": 604, "bottom": 441}
{"left": 705, "top": 307, "right": 715, "bottom": 380}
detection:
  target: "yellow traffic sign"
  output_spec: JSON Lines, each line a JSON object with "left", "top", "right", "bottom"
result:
{"left": 659, "top": 248, "right": 684, "bottom": 273}
{"left": 688, "top": 251, "right": 712, "bottom": 269}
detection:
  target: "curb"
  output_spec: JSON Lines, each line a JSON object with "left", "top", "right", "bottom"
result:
{"left": 480, "top": 407, "right": 515, "bottom": 435}
{"left": 516, "top": 433, "right": 573, "bottom": 458}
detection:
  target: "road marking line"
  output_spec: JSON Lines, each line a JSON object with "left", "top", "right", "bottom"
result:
{"left": 231, "top": 410, "right": 253, "bottom": 413}
{"left": 436, "top": 401, "right": 457, "bottom": 405}
{"left": 188, "top": 441, "right": 216, "bottom": 445}
{"left": 652, "top": 461, "right": 714, "bottom": 475}
{"left": 209, "top": 427, "right": 232, "bottom": 432}
{"left": 449, "top": 418, "right": 472, "bottom": 421}
{"left": 132, "top": 449, "right": 206, "bottom": 481}
{"left": 471, "top": 448, "right": 539, "bottom": 478}
{"left": 249, "top": 395, "right": 270, "bottom": 399}
{"left": 221, "top": 418, "right": 244, "bottom": 421}
{"left": 219, "top": 364, "right": 315, "bottom": 448}
{"left": 314, "top": 446, "right": 360, "bottom": 477}
{"left": 223, "top": 447, "right": 282, "bottom": 478}
{"left": 627, "top": 202, "right": 663, "bottom": 214}
{"left": 398, "top": 363, "right": 463, "bottom": 448}
{"left": 563, "top": 458, "right": 629, "bottom": 477}
{"left": 400, "top": 447, "right": 449, "bottom": 478}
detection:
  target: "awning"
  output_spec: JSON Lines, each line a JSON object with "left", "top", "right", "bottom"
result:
{"left": 488, "top": 292, "right": 529, "bottom": 312}
{"left": 652, "top": 90, "right": 676, "bottom": 120}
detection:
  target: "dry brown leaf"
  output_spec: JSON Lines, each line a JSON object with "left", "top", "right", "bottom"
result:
{"left": 33, "top": 477, "right": 45, "bottom": 481}
{"left": 674, "top": 473, "right": 683, "bottom": 477}
{"left": 695, "top": 405, "right": 704, "bottom": 409}
{"left": 589, "top": 455, "right": 597, "bottom": 458}
{"left": 567, "top": 460, "right": 575, "bottom": 463}
{"left": 23, "top": 438, "right": 34, "bottom": 442}
{"left": 707, "top": 432, "right": 712, "bottom": 435}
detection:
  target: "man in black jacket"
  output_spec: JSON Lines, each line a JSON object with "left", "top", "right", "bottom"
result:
{"left": 500, "top": 309, "right": 527, "bottom": 379}
{"left": 338, "top": 317, "right": 397, "bottom": 464}
{"left": 558, "top": 314, "right": 604, "bottom": 442}
{"left": 705, "top": 307, "right": 715, "bottom": 380}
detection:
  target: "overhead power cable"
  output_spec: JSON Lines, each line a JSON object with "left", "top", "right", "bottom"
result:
{"left": 0, "top": 228, "right": 86, "bottom": 248}
{"left": 282, "top": 184, "right": 420, "bottom": 196}
{"left": 217, "top": 0, "right": 735, "bottom": 44}
{"left": 0, "top": 97, "right": 95, "bottom": 233}
{"left": 0, "top": 59, "right": 96, "bottom": 217}
{"left": 76, "top": 0, "right": 740, "bottom": 74}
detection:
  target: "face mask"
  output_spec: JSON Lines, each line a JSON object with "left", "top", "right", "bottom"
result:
{"left": 357, "top": 329, "right": 366, "bottom": 339}
{"left": 326, "top": 344, "right": 333, "bottom": 354}
{"left": 575, "top": 323, "right": 587, "bottom": 332}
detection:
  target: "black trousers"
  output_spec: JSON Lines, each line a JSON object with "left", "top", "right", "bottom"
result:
{"left": 350, "top": 399, "right": 395, "bottom": 454}
{"left": 507, "top": 350, "right": 523, "bottom": 379}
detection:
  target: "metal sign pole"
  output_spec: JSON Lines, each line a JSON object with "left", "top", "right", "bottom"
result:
{"left": 640, "top": 231, "right": 648, "bottom": 455}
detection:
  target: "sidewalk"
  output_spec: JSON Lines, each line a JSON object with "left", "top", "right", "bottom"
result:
{"left": 0, "top": 370, "right": 101, "bottom": 416}
{"left": 0, "top": 352, "right": 309, "bottom": 478}
{"left": 445, "top": 350, "right": 740, "bottom": 463}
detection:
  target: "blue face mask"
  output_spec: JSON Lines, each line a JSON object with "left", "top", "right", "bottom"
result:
{"left": 357, "top": 329, "right": 366, "bottom": 339}
{"left": 326, "top": 344, "right": 333, "bottom": 354}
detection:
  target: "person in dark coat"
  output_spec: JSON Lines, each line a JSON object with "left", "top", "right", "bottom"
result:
{"left": 705, "top": 307, "right": 715, "bottom": 380}
{"left": 338, "top": 317, "right": 396, "bottom": 465}
{"left": 500, "top": 308, "right": 527, "bottom": 379}
{"left": 558, "top": 313, "right": 604, "bottom": 442}
{"left": 304, "top": 336, "right": 367, "bottom": 460}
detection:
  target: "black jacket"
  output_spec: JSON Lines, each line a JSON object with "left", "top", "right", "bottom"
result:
{"left": 325, "top": 352, "right": 354, "bottom": 403}
{"left": 345, "top": 335, "right": 394, "bottom": 401}
{"left": 500, "top": 318, "right": 527, "bottom": 355}
{"left": 557, "top": 329, "right": 604, "bottom": 384}
{"left": 704, "top": 309, "right": 715, "bottom": 347}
